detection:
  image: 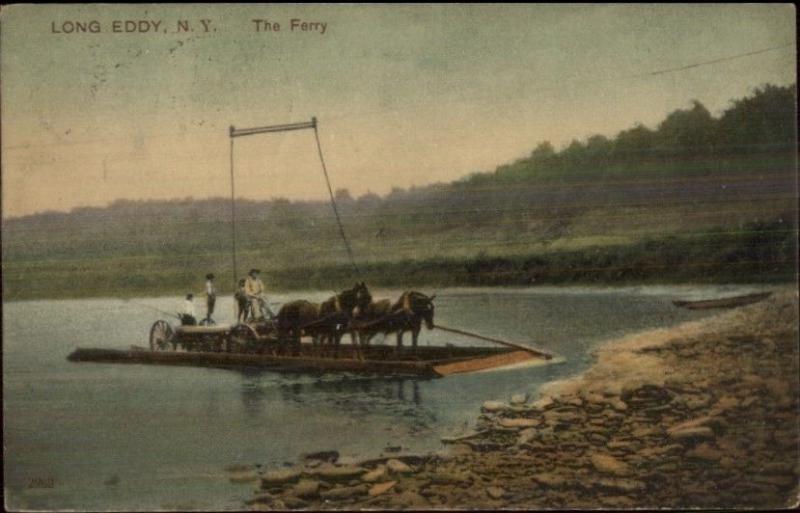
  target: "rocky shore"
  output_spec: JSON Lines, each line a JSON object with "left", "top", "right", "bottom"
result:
{"left": 233, "top": 289, "right": 799, "bottom": 510}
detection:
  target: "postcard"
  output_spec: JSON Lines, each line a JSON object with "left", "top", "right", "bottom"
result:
{"left": 2, "top": 4, "right": 798, "bottom": 511}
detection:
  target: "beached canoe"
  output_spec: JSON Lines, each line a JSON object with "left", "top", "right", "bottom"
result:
{"left": 67, "top": 343, "right": 552, "bottom": 378}
{"left": 672, "top": 292, "right": 771, "bottom": 310}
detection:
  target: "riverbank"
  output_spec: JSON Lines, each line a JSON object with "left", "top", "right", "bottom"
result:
{"left": 236, "top": 288, "right": 798, "bottom": 509}
{"left": 3, "top": 223, "right": 796, "bottom": 301}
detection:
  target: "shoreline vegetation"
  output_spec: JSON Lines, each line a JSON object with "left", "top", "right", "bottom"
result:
{"left": 227, "top": 288, "right": 799, "bottom": 510}
{"left": 2, "top": 83, "right": 797, "bottom": 301}
{"left": 2, "top": 226, "right": 797, "bottom": 301}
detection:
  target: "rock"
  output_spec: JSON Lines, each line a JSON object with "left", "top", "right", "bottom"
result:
{"left": 762, "top": 462, "right": 797, "bottom": 474}
{"left": 532, "top": 396, "right": 554, "bottom": 410}
{"left": 752, "top": 475, "right": 797, "bottom": 488}
{"left": 302, "top": 450, "right": 339, "bottom": 464}
{"left": 498, "top": 418, "right": 541, "bottom": 429}
{"left": 229, "top": 471, "right": 259, "bottom": 484}
{"left": 291, "top": 479, "right": 320, "bottom": 499}
{"left": 590, "top": 454, "right": 631, "bottom": 476}
{"left": 510, "top": 393, "right": 528, "bottom": 405}
{"left": 430, "top": 471, "right": 471, "bottom": 485}
{"left": 607, "top": 441, "right": 636, "bottom": 452}
{"left": 388, "top": 490, "right": 429, "bottom": 508}
{"left": 368, "top": 480, "right": 397, "bottom": 497}
{"left": 319, "top": 484, "right": 368, "bottom": 501}
{"left": 588, "top": 433, "right": 607, "bottom": 445}
{"left": 449, "top": 443, "right": 473, "bottom": 456}
{"left": 261, "top": 468, "right": 302, "bottom": 486}
{"left": 603, "top": 383, "right": 623, "bottom": 397}
{"left": 668, "top": 426, "right": 715, "bottom": 442}
{"left": 543, "top": 410, "right": 581, "bottom": 424}
{"left": 311, "top": 465, "right": 367, "bottom": 482}
{"left": 596, "top": 477, "right": 646, "bottom": 493}
{"left": 486, "top": 486, "right": 506, "bottom": 499}
{"left": 282, "top": 497, "right": 307, "bottom": 509}
{"left": 608, "top": 399, "right": 628, "bottom": 411}
{"left": 686, "top": 443, "right": 723, "bottom": 461}
{"left": 482, "top": 401, "right": 510, "bottom": 413}
{"left": 599, "top": 495, "right": 636, "bottom": 508}
{"left": 531, "top": 472, "right": 568, "bottom": 487}
{"left": 361, "top": 466, "right": 387, "bottom": 483}
{"left": 517, "top": 428, "right": 537, "bottom": 445}
{"left": 710, "top": 395, "right": 740, "bottom": 414}
{"left": 631, "top": 426, "right": 658, "bottom": 438}
{"left": 740, "top": 396, "right": 758, "bottom": 408}
{"left": 245, "top": 492, "right": 275, "bottom": 505}
{"left": 668, "top": 416, "right": 726, "bottom": 435}
{"left": 386, "top": 459, "right": 414, "bottom": 474}
{"left": 582, "top": 391, "right": 606, "bottom": 404}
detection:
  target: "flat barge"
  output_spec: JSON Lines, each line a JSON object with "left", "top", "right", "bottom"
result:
{"left": 67, "top": 344, "right": 552, "bottom": 378}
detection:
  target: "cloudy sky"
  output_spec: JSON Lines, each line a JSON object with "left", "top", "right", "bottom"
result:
{"left": 1, "top": 4, "right": 795, "bottom": 218}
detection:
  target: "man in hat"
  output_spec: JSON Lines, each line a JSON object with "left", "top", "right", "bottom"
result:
{"left": 204, "top": 273, "right": 217, "bottom": 324}
{"left": 244, "top": 268, "right": 273, "bottom": 320}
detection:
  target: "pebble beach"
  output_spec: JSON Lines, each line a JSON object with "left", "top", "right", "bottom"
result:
{"left": 230, "top": 288, "right": 799, "bottom": 510}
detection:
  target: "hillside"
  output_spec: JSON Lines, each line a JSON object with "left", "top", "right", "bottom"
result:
{"left": 2, "top": 84, "right": 797, "bottom": 300}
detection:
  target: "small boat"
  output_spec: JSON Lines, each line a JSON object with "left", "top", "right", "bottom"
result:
{"left": 67, "top": 343, "right": 552, "bottom": 378}
{"left": 672, "top": 291, "right": 772, "bottom": 310}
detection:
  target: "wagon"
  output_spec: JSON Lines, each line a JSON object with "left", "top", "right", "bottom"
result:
{"left": 148, "top": 319, "right": 281, "bottom": 354}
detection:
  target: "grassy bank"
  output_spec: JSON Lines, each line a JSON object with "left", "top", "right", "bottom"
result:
{"left": 3, "top": 224, "right": 796, "bottom": 301}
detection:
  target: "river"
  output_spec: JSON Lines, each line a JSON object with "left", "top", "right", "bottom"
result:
{"left": 2, "top": 284, "right": 768, "bottom": 510}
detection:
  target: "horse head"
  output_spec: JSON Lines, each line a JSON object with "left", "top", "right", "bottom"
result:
{"left": 407, "top": 291, "right": 435, "bottom": 330}
{"left": 354, "top": 281, "right": 372, "bottom": 310}
{"left": 338, "top": 282, "right": 372, "bottom": 315}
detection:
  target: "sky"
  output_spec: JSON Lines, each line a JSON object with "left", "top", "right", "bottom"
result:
{"left": 1, "top": 4, "right": 796, "bottom": 218}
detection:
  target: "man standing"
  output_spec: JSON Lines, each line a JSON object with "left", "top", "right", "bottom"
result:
{"left": 234, "top": 278, "right": 250, "bottom": 323}
{"left": 204, "top": 273, "right": 216, "bottom": 325}
{"left": 245, "top": 268, "right": 273, "bottom": 320}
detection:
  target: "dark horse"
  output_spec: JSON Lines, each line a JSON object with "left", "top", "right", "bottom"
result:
{"left": 317, "top": 281, "right": 371, "bottom": 355}
{"left": 276, "top": 282, "right": 371, "bottom": 356}
{"left": 276, "top": 299, "right": 321, "bottom": 349}
{"left": 353, "top": 291, "right": 435, "bottom": 351}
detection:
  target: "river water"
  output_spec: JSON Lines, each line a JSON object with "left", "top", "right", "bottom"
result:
{"left": 3, "top": 285, "right": 767, "bottom": 510}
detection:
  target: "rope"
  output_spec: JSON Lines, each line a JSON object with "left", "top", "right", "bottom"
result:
{"left": 434, "top": 324, "right": 552, "bottom": 359}
{"left": 229, "top": 136, "right": 238, "bottom": 288}
{"left": 312, "top": 121, "right": 361, "bottom": 276}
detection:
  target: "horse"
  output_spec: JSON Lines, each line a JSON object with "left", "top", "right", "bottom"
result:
{"left": 317, "top": 282, "right": 372, "bottom": 356}
{"left": 350, "top": 298, "right": 393, "bottom": 358}
{"left": 276, "top": 299, "right": 321, "bottom": 350}
{"left": 352, "top": 291, "right": 435, "bottom": 351}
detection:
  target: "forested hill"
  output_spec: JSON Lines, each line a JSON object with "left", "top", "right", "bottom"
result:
{"left": 2, "top": 84, "right": 797, "bottom": 299}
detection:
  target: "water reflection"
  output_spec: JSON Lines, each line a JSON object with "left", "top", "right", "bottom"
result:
{"left": 237, "top": 372, "right": 436, "bottom": 431}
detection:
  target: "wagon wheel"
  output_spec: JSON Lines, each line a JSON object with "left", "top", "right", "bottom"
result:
{"left": 149, "top": 320, "right": 175, "bottom": 351}
{"left": 230, "top": 324, "right": 259, "bottom": 353}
